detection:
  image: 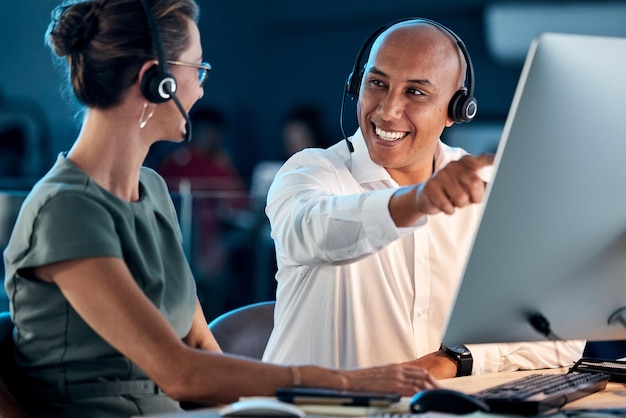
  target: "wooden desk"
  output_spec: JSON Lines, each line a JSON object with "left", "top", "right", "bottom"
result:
{"left": 140, "top": 368, "right": 626, "bottom": 417}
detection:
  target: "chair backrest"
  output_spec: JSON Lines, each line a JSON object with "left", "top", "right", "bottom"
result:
{"left": 208, "top": 301, "right": 275, "bottom": 360}
{"left": 0, "top": 311, "right": 29, "bottom": 418}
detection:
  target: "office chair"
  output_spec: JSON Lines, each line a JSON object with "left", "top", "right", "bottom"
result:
{"left": 208, "top": 301, "right": 275, "bottom": 359}
{"left": 0, "top": 311, "right": 29, "bottom": 418}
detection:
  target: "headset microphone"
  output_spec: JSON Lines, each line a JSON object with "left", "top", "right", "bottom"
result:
{"left": 339, "top": 89, "right": 354, "bottom": 153}
{"left": 169, "top": 90, "right": 192, "bottom": 143}
{"left": 138, "top": 0, "right": 192, "bottom": 142}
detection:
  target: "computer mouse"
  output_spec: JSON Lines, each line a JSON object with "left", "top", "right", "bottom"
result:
{"left": 410, "top": 388, "right": 490, "bottom": 415}
{"left": 218, "top": 398, "right": 306, "bottom": 417}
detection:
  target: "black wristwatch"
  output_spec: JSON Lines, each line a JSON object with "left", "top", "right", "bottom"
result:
{"left": 440, "top": 344, "right": 473, "bottom": 377}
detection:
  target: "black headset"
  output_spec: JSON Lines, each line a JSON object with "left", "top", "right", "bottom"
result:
{"left": 137, "top": 0, "right": 192, "bottom": 142}
{"left": 344, "top": 17, "right": 477, "bottom": 124}
{"left": 138, "top": 0, "right": 176, "bottom": 103}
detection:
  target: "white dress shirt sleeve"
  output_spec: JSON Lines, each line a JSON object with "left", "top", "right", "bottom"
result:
{"left": 266, "top": 148, "right": 424, "bottom": 266}
{"left": 467, "top": 340, "right": 586, "bottom": 374}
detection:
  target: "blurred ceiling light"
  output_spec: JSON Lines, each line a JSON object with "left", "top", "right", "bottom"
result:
{"left": 485, "top": 2, "right": 626, "bottom": 65}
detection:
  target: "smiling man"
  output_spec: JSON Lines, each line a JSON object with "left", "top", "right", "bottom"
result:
{"left": 262, "top": 19, "right": 584, "bottom": 378}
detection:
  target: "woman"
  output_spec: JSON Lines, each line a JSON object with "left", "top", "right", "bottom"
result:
{"left": 2, "top": 0, "right": 437, "bottom": 417}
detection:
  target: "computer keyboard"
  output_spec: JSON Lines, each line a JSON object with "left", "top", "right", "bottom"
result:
{"left": 472, "top": 371, "right": 611, "bottom": 415}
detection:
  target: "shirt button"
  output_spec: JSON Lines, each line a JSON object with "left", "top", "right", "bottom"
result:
{"left": 417, "top": 256, "right": 425, "bottom": 263}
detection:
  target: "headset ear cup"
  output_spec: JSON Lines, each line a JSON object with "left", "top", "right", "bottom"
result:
{"left": 141, "top": 64, "right": 175, "bottom": 103}
{"left": 449, "top": 90, "right": 478, "bottom": 124}
{"left": 141, "top": 65, "right": 164, "bottom": 103}
{"left": 345, "top": 71, "right": 360, "bottom": 99}
{"left": 345, "top": 69, "right": 364, "bottom": 99}
{"left": 345, "top": 72, "right": 357, "bottom": 99}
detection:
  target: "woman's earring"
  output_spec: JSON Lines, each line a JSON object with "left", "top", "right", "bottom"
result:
{"left": 139, "top": 102, "right": 155, "bottom": 128}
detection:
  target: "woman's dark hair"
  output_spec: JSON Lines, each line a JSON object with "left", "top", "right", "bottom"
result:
{"left": 46, "top": 0, "right": 199, "bottom": 109}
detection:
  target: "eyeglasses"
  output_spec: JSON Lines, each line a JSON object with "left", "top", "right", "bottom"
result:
{"left": 166, "top": 60, "right": 212, "bottom": 87}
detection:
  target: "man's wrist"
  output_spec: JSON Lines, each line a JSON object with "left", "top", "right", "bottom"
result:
{"left": 440, "top": 344, "right": 473, "bottom": 377}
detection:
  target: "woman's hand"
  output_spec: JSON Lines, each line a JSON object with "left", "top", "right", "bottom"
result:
{"left": 343, "top": 363, "right": 439, "bottom": 396}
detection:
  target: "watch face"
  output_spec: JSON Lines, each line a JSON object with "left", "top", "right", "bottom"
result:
{"left": 448, "top": 345, "right": 469, "bottom": 355}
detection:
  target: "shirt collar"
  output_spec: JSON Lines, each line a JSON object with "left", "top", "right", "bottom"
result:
{"left": 349, "top": 128, "right": 453, "bottom": 186}
{"left": 350, "top": 128, "right": 390, "bottom": 185}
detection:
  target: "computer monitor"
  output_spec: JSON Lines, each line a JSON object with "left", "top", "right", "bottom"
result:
{"left": 442, "top": 32, "right": 626, "bottom": 345}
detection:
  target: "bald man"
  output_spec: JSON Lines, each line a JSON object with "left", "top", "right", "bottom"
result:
{"left": 262, "top": 20, "right": 584, "bottom": 378}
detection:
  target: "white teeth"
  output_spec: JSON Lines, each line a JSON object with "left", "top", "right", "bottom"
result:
{"left": 375, "top": 127, "right": 407, "bottom": 141}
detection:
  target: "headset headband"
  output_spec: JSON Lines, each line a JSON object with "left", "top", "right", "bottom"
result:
{"left": 344, "top": 17, "right": 477, "bottom": 124}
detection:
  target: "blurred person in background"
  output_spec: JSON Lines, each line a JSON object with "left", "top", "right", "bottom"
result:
{"left": 249, "top": 103, "right": 332, "bottom": 300}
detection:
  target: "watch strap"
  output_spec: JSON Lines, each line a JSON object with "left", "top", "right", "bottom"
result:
{"left": 440, "top": 344, "right": 473, "bottom": 377}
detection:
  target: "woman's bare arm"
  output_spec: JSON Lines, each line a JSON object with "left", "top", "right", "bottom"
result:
{"left": 35, "top": 257, "right": 437, "bottom": 404}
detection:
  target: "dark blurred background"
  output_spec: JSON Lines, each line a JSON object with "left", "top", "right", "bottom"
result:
{"left": 2, "top": 0, "right": 626, "bottom": 319}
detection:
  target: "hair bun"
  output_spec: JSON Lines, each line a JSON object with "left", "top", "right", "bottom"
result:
{"left": 48, "top": 1, "right": 103, "bottom": 57}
